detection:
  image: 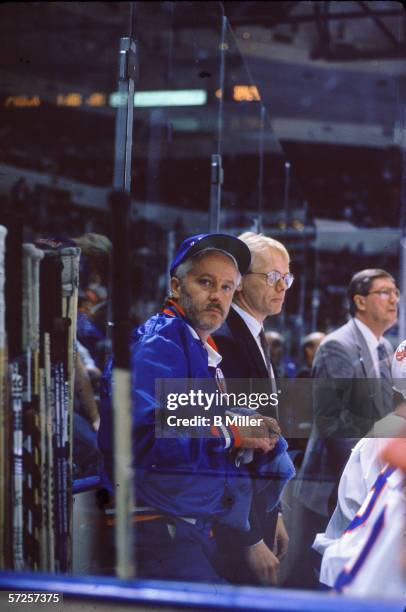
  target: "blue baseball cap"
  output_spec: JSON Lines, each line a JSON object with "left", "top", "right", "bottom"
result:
{"left": 170, "top": 233, "right": 251, "bottom": 277}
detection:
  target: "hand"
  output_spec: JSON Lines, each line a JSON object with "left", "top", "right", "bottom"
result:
{"left": 244, "top": 540, "right": 279, "bottom": 585}
{"left": 273, "top": 514, "right": 289, "bottom": 560}
{"left": 236, "top": 415, "right": 281, "bottom": 453}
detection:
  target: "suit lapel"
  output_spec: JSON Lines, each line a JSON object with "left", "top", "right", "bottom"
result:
{"left": 227, "top": 308, "right": 269, "bottom": 379}
{"left": 351, "top": 320, "right": 386, "bottom": 418}
{"left": 351, "top": 321, "right": 375, "bottom": 376}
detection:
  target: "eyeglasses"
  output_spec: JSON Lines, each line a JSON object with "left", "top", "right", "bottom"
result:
{"left": 367, "top": 288, "right": 400, "bottom": 300}
{"left": 247, "top": 270, "right": 294, "bottom": 289}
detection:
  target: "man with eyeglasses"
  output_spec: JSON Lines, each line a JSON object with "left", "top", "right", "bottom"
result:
{"left": 99, "top": 232, "right": 296, "bottom": 581}
{"left": 288, "top": 268, "right": 399, "bottom": 589}
{"left": 213, "top": 232, "right": 293, "bottom": 586}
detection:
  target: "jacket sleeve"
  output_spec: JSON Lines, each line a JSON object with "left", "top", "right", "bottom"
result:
{"left": 131, "top": 332, "right": 238, "bottom": 467}
{"left": 215, "top": 503, "right": 264, "bottom": 548}
{"left": 312, "top": 340, "right": 380, "bottom": 438}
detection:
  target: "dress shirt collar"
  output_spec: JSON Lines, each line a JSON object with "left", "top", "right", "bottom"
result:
{"left": 185, "top": 323, "right": 222, "bottom": 368}
{"left": 353, "top": 317, "right": 382, "bottom": 350}
{"left": 232, "top": 302, "right": 263, "bottom": 339}
{"left": 353, "top": 317, "right": 384, "bottom": 378}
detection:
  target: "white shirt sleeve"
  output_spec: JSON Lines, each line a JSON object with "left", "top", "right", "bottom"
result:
{"left": 313, "top": 438, "right": 383, "bottom": 586}
{"left": 76, "top": 339, "right": 97, "bottom": 371}
{"left": 334, "top": 485, "right": 406, "bottom": 598}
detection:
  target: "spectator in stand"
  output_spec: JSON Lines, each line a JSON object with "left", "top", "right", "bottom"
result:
{"left": 286, "top": 331, "right": 326, "bottom": 472}
{"left": 296, "top": 332, "right": 326, "bottom": 378}
{"left": 73, "top": 233, "right": 112, "bottom": 370}
{"left": 265, "top": 331, "right": 297, "bottom": 379}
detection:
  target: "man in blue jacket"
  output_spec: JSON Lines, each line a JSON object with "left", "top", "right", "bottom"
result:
{"left": 111, "top": 233, "right": 294, "bottom": 583}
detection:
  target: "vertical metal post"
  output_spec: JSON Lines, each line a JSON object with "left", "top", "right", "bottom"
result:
{"left": 113, "top": 37, "right": 137, "bottom": 192}
{"left": 283, "top": 161, "right": 291, "bottom": 233}
{"left": 311, "top": 248, "right": 320, "bottom": 332}
{"left": 297, "top": 200, "right": 308, "bottom": 339}
{"left": 257, "top": 105, "right": 266, "bottom": 234}
{"left": 166, "top": 230, "right": 175, "bottom": 290}
{"left": 209, "top": 14, "right": 227, "bottom": 232}
{"left": 110, "top": 13, "right": 138, "bottom": 580}
{"left": 209, "top": 154, "right": 223, "bottom": 232}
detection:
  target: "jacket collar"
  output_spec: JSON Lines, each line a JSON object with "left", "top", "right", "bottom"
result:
{"left": 162, "top": 298, "right": 219, "bottom": 352}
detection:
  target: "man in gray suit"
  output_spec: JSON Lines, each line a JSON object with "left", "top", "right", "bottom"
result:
{"left": 285, "top": 268, "right": 399, "bottom": 588}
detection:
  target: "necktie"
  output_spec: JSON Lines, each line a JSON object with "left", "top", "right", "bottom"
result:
{"left": 259, "top": 329, "right": 271, "bottom": 372}
{"left": 259, "top": 330, "right": 277, "bottom": 385}
{"left": 258, "top": 330, "right": 279, "bottom": 422}
{"left": 377, "top": 342, "right": 393, "bottom": 415}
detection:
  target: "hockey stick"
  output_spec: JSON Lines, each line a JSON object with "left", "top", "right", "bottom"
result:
{"left": 39, "top": 251, "right": 62, "bottom": 571}
{"left": 0, "top": 225, "right": 7, "bottom": 569}
{"left": 58, "top": 246, "right": 80, "bottom": 572}
{"left": 10, "top": 361, "right": 24, "bottom": 570}
{"left": 22, "top": 244, "right": 44, "bottom": 569}
{"left": 5, "top": 218, "right": 24, "bottom": 570}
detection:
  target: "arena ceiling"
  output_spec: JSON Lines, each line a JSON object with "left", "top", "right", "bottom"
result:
{"left": 0, "top": 1, "right": 405, "bottom": 153}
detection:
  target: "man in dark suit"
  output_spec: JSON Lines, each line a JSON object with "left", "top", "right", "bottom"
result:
{"left": 287, "top": 268, "right": 399, "bottom": 588}
{"left": 213, "top": 231, "right": 293, "bottom": 586}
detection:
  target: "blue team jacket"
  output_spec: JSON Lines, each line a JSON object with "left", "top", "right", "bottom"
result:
{"left": 99, "top": 312, "right": 295, "bottom": 531}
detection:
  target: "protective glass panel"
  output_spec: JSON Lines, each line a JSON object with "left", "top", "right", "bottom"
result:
{"left": 228, "top": 1, "right": 406, "bottom": 595}
{"left": 0, "top": 0, "right": 405, "bottom": 606}
{"left": 128, "top": 1, "right": 224, "bottom": 321}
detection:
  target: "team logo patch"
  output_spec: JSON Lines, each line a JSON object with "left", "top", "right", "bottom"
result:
{"left": 215, "top": 367, "right": 227, "bottom": 394}
{"left": 395, "top": 343, "right": 406, "bottom": 361}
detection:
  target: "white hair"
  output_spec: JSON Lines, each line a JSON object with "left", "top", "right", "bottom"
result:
{"left": 301, "top": 331, "right": 325, "bottom": 347}
{"left": 238, "top": 232, "right": 290, "bottom": 269}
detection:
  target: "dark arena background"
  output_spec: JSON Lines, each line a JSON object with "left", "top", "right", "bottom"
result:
{"left": 0, "top": 2, "right": 405, "bottom": 611}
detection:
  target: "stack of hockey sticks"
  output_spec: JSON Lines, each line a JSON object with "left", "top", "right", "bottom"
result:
{"left": 0, "top": 225, "right": 80, "bottom": 572}
{"left": 0, "top": 225, "right": 8, "bottom": 570}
